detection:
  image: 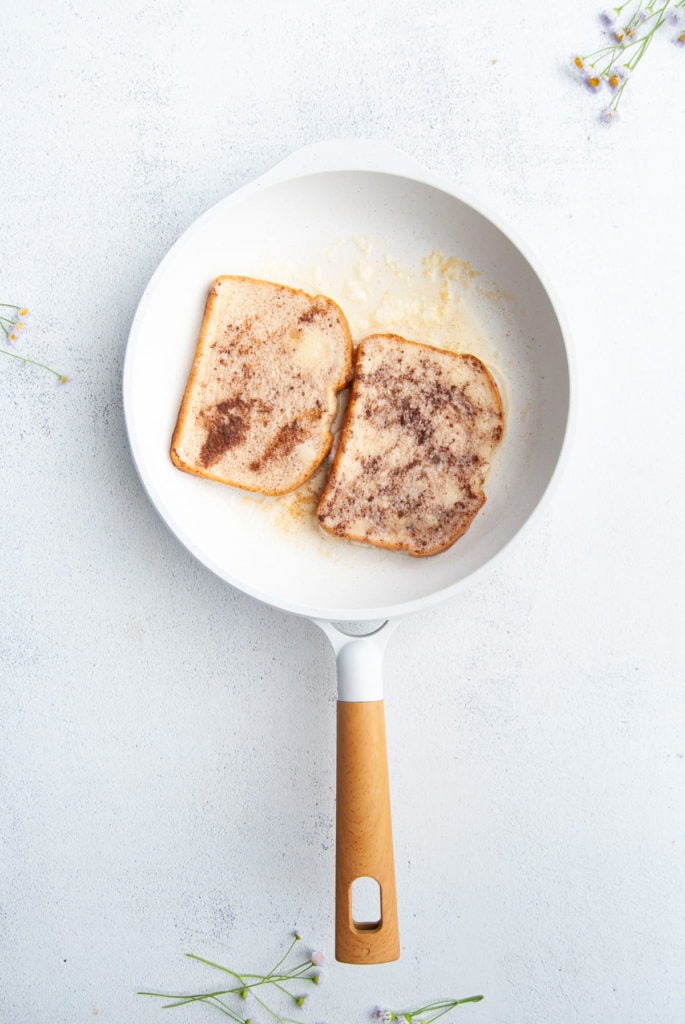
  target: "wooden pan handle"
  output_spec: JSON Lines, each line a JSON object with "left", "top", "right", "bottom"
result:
{"left": 335, "top": 700, "right": 399, "bottom": 964}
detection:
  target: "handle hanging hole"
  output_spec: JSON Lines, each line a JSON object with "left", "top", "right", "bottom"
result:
{"left": 351, "top": 876, "right": 382, "bottom": 930}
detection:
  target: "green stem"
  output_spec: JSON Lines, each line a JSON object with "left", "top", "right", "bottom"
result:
{"left": 585, "top": 31, "right": 656, "bottom": 66}
{"left": 280, "top": 960, "right": 314, "bottom": 977}
{"left": 0, "top": 347, "right": 67, "bottom": 381}
{"left": 140, "top": 943, "right": 318, "bottom": 1021}
{"left": 625, "top": 9, "right": 666, "bottom": 70}
{"left": 396, "top": 996, "right": 485, "bottom": 1020}
{"left": 250, "top": 990, "right": 282, "bottom": 1023}
{"left": 185, "top": 954, "right": 245, "bottom": 977}
{"left": 585, "top": 0, "right": 672, "bottom": 67}
{"left": 138, "top": 965, "right": 313, "bottom": 1009}
{"left": 204, "top": 996, "right": 245, "bottom": 1021}
{"left": 185, "top": 955, "right": 306, "bottom": 989}
{"left": 264, "top": 936, "right": 299, "bottom": 980}
{"left": 139, "top": 989, "right": 236, "bottom": 1007}
{"left": 184, "top": 955, "right": 261, "bottom": 988}
{"left": 427, "top": 1002, "right": 481, "bottom": 1023}
{"left": 609, "top": 77, "right": 630, "bottom": 109}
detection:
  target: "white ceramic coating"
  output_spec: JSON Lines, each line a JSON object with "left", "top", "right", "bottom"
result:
{"left": 123, "top": 141, "right": 571, "bottom": 621}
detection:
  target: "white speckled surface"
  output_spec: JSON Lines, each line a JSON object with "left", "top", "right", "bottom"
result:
{"left": 1, "top": 2, "right": 684, "bottom": 1023}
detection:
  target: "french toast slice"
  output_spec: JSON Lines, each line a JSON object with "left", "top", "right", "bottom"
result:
{"left": 316, "top": 333, "right": 503, "bottom": 556}
{"left": 171, "top": 276, "right": 353, "bottom": 496}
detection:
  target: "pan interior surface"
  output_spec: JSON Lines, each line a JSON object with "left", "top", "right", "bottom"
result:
{"left": 124, "top": 170, "right": 570, "bottom": 620}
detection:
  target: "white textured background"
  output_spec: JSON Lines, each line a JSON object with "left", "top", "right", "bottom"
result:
{"left": 1, "top": 2, "right": 684, "bottom": 1023}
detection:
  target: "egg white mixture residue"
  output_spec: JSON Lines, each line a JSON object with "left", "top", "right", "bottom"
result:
{"left": 270, "top": 237, "right": 497, "bottom": 361}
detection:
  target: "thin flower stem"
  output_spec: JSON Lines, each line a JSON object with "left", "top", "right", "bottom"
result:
{"left": 287, "top": 958, "right": 313, "bottom": 970}
{"left": 414, "top": 997, "right": 484, "bottom": 1013}
{"left": 272, "top": 981, "right": 293, "bottom": 998}
{"left": 395, "top": 996, "right": 485, "bottom": 1020}
{"left": 139, "top": 989, "right": 237, "bottom": 1007}
{"left": 138, "top": 965, "right": 314, "bottom": 1009}
{"left": 204, "top": 996, "right": 244, "bottom": 1021}
{"left": 149, "top": 983, "right": 254, "bottom": 1006}
{"left": 0, "top": 347, "right": 67, "bottom": 381}
{"left": 0, "top": 303, "right": 23, "bottom": 309}
{"left": 584, "top": 32, "right": 656, "bottom": 64}
{"left": 575, "top": 0, "right": 681, "bottom": 121}
{"left": 167, "top": 993, "right": 237, "bottom": 1009}
{"left": 633, "top": 5, "right": 662, "bottom": 20}
{"left": 185, "top": 954, "right": 245, "bottom": 978}
{"left": 251, "top": 990, "right": 282, "bottom": 1022}
{"left": 184, "top": 954, "right": 261, "bottom": 991}
{"left": 427, "top": 1003, "right": 476, "bottom": 1023}
{"left": 609, "top": 78, "right": 630, "bottom": 108}
{"left": 583, "top": 43, "right": 625, "bottom": 60}
{"left": 185, "top": 952, "right": 306, "bottom": 988}
{"left": 214, "top": 997, "right": 247, "bottom": 1022}
{"left": 141, "top": 939, "right": 322, "bottom": 1023}
{"left": 624, "top": 10, "right": 666, "bottom": 70}
{"left": 626, "top": 37, "right": 651, "bottom": 68}
{"left": 264, "top": 936, "right": 300, "bottom": 979}
{"left": 281, "top": 968, "right": 313, "bottom": 983}
{"left": 252, "top": 973, "right": 307, "bottom": 990}
{"left": 213, "top": 997, "right": 248, "bottom": 1022}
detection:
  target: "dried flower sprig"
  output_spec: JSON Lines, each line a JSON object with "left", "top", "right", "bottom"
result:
{"left": 0, "top": 302, "right": 30, "bottom": 341}
{"left": 139, "top": 933, "right": 324, "bottom": 1023}
{"left": 372, "top": 995, "right": 484, "bottom": 1023}
{"left": 571, "top": 0, "right": 685, "bottom": 122}
{"left": 0, "top": 302, "right": 68, "bottom": 382}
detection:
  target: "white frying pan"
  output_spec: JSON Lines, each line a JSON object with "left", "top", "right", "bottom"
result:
{"left": 123, "top": 140, "right": 572, "bottom": 965}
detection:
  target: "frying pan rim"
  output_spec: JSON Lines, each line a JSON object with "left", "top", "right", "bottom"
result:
{"left": 123, "top": 160, "right": 574, "bottom": 622}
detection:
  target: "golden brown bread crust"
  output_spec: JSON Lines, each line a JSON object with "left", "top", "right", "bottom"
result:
{"left": 316, "top": 333, "right": 504, "bottom": 557}
{"left": 170, "top": 276, "right": 354, "bottom": 496}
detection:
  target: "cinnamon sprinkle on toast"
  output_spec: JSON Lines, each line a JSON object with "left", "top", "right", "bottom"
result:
{"left": 316, "top": 333, "right": 503, "bottom": 556}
